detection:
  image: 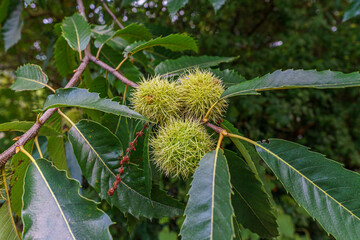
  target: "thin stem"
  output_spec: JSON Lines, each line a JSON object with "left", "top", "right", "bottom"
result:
{"left": 2, "top": 167, "right": 21, "bottom": 240}
{"left": 34, "top": 136, "right": 43, "bottom": 159}
{"left": 45, "top": 84, "right": 56, "bottom": 93}
{"left": 227, "top": 133, "right": 265, "bottom": 153}
{"left": 89, "top": 54, "right": 138, "bottom": 88}
{"left": 100, "top": 0, "right": 124, "bottom": 29}
{"left": 115, "top": 57, "right": 128, "bottom": 71}
{"left": 216, "top": 133, "right": 224, "bottom": 151}
{"left": 57, "top": 110, "right": 76, "bottom": 128}
{"left": 203, "top": 100, "right": 220, "bottom": 122}
{"left": 115, "top": 85, "right": 128, "bottom": 135}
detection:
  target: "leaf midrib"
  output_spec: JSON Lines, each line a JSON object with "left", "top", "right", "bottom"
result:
{"left": 260, "top": 144, "right": 360, "bottom": 221}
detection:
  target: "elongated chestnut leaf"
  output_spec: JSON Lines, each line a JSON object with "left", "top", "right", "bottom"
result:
{"left": 68, "top": 120, "right": 184, "bottom": 218}
{"left": 0, "top": 204, "right": 19, "bottom": 240}
{"left": 123, "top": 34, "right": 198, "bottom": 57}
{"left": 22, "top": 158, "right": 112, "bottom": 239}
{"left": 155, "top": 55, "right": 237, "bottom": 77}
{"left": 61, "top": 13, "right": 91, "bottom": 51}
{"left": 43, "top": 88, "right": 148, "bottom": 121}
{"left": 2, "top": 0, "right": 23, "bottom": 51}
{"left": 180, "top": 150, "right": 234, "bottom": 240}
{"left": 224, "top": 150, "right": 279, "bottom": 238}
{"left": 257, "top": 139, "right": 360, "bottom": 239}
{"left": 222, "top": 69, "right": 360, "bottom": 98}
{"left": 11, "top": 64, "right": 48, "bottom": 91}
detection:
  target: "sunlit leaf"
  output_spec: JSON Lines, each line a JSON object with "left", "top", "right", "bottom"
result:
{"left": 11, "top": 64, "right": 49, "bottom": 91}
{"left": 61, "top": 13, "right": 91, "bottom": 51}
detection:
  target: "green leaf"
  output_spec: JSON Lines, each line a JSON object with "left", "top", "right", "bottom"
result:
{"left": 2, "top": 0, "right": 23, "bottom": 51}
{"left": 155, "top": 55, "right": 237, "bottom": 77}
{"left": 0, "top": 204, "right": 18, "bottom": 240}
{"left": 224, "top": 150, "right": 279, "bottom": 238}
{"left": 61, "top": 13, "right": 91, "bottom": 51}
{"left": 10, "top": 140, "right": 34, "bottom": 217}
{"left": 11, "top": 64, "right": 49, "bottom": 91}
{"left": 221, "top": 69, "right": 360, "bottom": 99}
{"left": 43, "top": 88, "right": 148, "bottom": 121}
{"left": 113, "top": 23, "right": 152, "bottom": 43}
{"left": 47, "top": 136, "right": 68, "bottom": 172}
{"left": 209, "top": 0, "right": 226, "bottom": 12}
{"left": 180, "top": 150, "right": 234, "bottom": 240}
{"left": 54, "top": 36, "right": 77, "bottom": 77}
{"left": 68, "top": 120, "right": 184, "bottom": 218}
{"left": 22, "top": 158, "right": 112, "bottom": 239}
{"left": 256, "top": 139, "right": 360, "bottom": 239}
{"left": 143, "top": 125, "right": 152, "bottom": 198}
{"left": 167, "top": 0, "right": 189, "bottom": 17}
{"left": 89, "top": 76, "right": 108, "bottom": 98}
{"left": 210, "top": 68, "right": 246, "bottom": 87}
{"left": 343, "top": 0, "right": 360, "bottom": 22}
{"left": 0, "top": 121, "right": 60, "bottom": 136}
{"left": 124, "top": 34, "right": 198, "bottom": 57}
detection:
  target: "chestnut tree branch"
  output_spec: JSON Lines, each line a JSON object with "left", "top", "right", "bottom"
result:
{"left": 89, "top": 54, "right": 139, "bottom": 88}
{"left": 0, "top": 55, "right": 90, "bottom": 167}
{"left": 100, "top": 0, "right": 124, "bottom": 29}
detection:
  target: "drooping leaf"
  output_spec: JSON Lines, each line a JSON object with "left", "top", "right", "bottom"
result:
{"left": 2, "top": 0, "right": 23, "bottom": 51}
{"left": 167, "top": 0, "right": 189, "bottom": 17}
{"left": 221, "top": 69, "right": 360, "bottom": 98}
{"left": 0, "top": 204, "right": 19, "bottom": 240}
{"left": 43, "top": 88, "right": 148, "bottom": 121}
{"left": 114, "top": 23, "right": 152, "bottom": 42}
{"left": 343, "top": 0, "right": 360, "bottom": 22}
{"left": 224, "top": 150, "right": 279, "bottom": 238}
{"left": 22, "top": 158, "right": 112, "bottom": 239}
{"left": 256, "top": 139, "right": 360, "bottom": 239}
{"left": 209, "top": 0, "right": 226, "bottom": 12}
{"left": 61, "top": 13, "right": 91, "bottom": 51}
{"left": 210, "top": 68, "right": 246, "bottom": 87}
{"left": 124, "top": 34, "right": 198, "bottom": 57}
{"left": 180, "top": 150, "right": 234, "bottom": 240}
{"left": 54, "top": 36, "right": 77, "bottom": 77}
{"left": 0, "top": 121, "right": 60, "bottom": 136}
{"left": 155, "top": 55, "right": 237, "bottom": 77}
{"left": 68, "top": 120, "right": 184, "bottom": 218}
{"left": 10, "top": 140, "right": 34, "bottom": 216}
{"left": 11, "top": 64, "right": 49, "bottom": 91}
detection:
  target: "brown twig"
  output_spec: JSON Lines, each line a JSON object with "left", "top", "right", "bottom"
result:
{"left": 89, "top": 54, "right": 138, "bottom": 88}
{"left": 100, "top": 0, "right": 124, "bottom": 29}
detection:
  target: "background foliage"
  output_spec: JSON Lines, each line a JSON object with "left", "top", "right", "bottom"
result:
{"left": 1, "top": 0, "right": 360, "bottom": 239}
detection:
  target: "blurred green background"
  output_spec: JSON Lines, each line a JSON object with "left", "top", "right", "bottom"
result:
{"left": 1, "top": 0, "right": 360, "bottom": 239}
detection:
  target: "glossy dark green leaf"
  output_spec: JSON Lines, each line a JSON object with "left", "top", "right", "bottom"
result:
{"left": 2, "top": 0, "right": 23, "bottom": 51}
{"left": 210, "top": 68, "right": 246, "bottom": 87}
{"left": 54, "top": 36, "right": 76, "bottom": 77}
{"left": 222, "top": 69, "right": 360, "bottom": 98}
{"left": 0, "top": 121, "right": 59, "bottom": 136}
{"left": 22, "top": 158, "right": 112, "bottom": 239}
{"left": 68, "top": 120, "right": 184, "bottom": 218}
{"left": 180, "top": 150, "right": 234, "bottom": 240}
{"left": 43, "top": 88, "right": 148, "bottom": 121}
{"left": 225, "top": 150, "right": 279, "bottom": 238}
{"left": 11, "top": 64, "right": 49, "bottom": 91}
{"left": 10, "top": 140, "right": 34, "bottom": 217}
{"left": 155, "top": 55, "right": 237, "bottom": 77}
{"left": 124, "top": 34, "right": 198, "bottom": 57}
{"left": 47, "top": 135, "right": 68, "bottom": 172}
{"left": 61, "top": 13, "right": 91, "bottom": 51}
{"left": 0, "top": 204, "right": 19, "bottom": 240}
{"left": 89, "top": 76, "right": 108, "bottom": 98}
{"left": 343, "top": 0, "right": 360, "bottom": 22}
{"left": 257, "top": 139, "right": 360, "bottom": 239}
